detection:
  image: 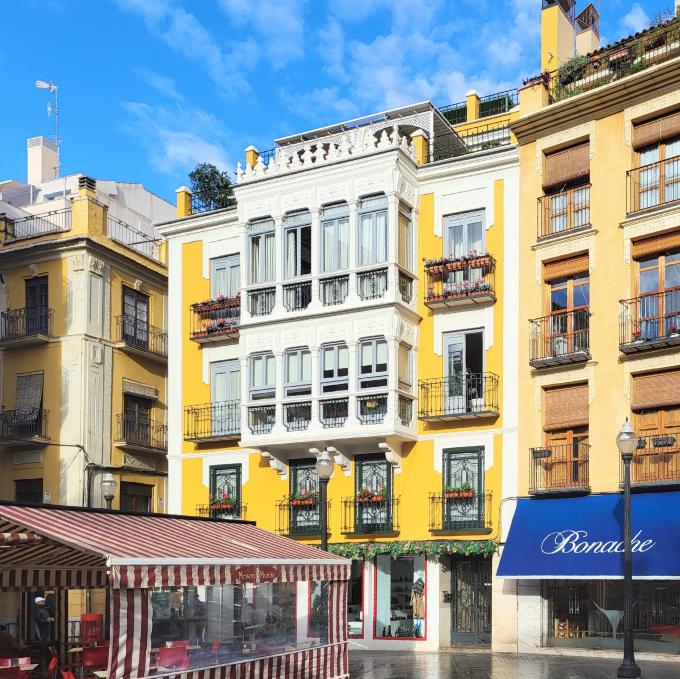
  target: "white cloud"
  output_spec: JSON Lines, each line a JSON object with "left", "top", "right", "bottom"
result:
{"left": 135, "top": 68, "right": 184, "bottom": 101}
{"left": 280, "top": 86, "right": 360, "bottom": 121}
{"left": 122, "top": 101, "right": 232, "bottom": 175}
{"left": 620, "top": 3, "right": 650, "bottom": 35}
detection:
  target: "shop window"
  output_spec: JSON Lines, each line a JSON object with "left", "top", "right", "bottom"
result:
{"left": 375, "top": 555, "right": 426, "bottom": 639}
{"left": 14, "top": 478, "right": 43, "bottom": 504}
{"left": 347, "top": 560, "right": 364, "bottom": 637}
{"left": 120, "top": 482, "right": 152, "bottom": 513}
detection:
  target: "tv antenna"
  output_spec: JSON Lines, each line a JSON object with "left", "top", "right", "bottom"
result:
{"left": 35, "top": 80, "right": 61, "bottom": 181}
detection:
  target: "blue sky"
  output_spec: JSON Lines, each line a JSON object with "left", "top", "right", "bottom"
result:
{"left": 0, "top": 0, "right": 672, "bottom": 204}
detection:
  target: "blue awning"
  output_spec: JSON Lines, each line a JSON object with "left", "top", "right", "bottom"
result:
{"left": 497, "top": 491, "right": 680, "bottom": 579}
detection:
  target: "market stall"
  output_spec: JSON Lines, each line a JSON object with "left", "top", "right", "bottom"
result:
{"left": 0, "top": 502, "right": 350, "bottom": 679}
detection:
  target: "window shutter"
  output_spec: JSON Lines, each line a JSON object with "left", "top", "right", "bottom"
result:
{"left": 15, "top": 372, "right": 44, "bottom": 411}
{"left": 632, "top": 110, "right": 680, "bottom": 150}
{"left": 632, "top": 371, "right": 680, "bottom": 411}
{"left": 543, "top": 142, "right": 590, "bottom": 190}
{"left": 544, "top": 383, "right": 589, "bottom": 431}
{"left": 543, "top": 254, "right": 589, "bottom": 281}
{"left": 631, "top": 229, "right": 680, "bottom": 259}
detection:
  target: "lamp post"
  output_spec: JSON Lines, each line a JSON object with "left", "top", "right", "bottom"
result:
{"left": 101, "top": 473, "right": 118, "bottom": 510}
{"left": 617, "top": 419, "right": 641, "bottom": 679}
{"left": 315, "top": 450, "right": 334, "bottom": 552}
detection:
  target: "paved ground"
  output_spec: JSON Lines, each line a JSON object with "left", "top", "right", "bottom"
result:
{"left": 348, "top": 651, "right": 680, "bottom": 678}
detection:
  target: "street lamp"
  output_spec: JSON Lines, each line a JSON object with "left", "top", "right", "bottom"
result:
{"left": 616, "top": 419, "right": 641, "bottom": 679}
{"left": 101, "top": 473, "right": 118, "bottom": 510}
{"left": 315, "top": 451, "right": 334, "bottom": 552}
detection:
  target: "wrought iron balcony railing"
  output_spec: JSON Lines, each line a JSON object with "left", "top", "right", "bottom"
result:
{"left": 191, "top": 193, "right": 236, "bottom": 214}
{"left": 184, "top": 401, "right": 240, "bottom": 441}
{"left": 530, "top": 443, "right": 590, "bottom": 494}
{"left": 107, "top": 215, "right": 161, "bottom": 262}
{"left": 357, "top": 394, "right": 388, "bottom": 424}
{"left": 342, "top": 495, "right": 399, "bottom": 534}
{"left": 424, "top": 254, "right": 496, "bottom": 308}
{"left": 275, "top": 498, "right": 331, "bottom": 537}
{"left": 248, "top": 287, "right": 275, "bottom": 317}
{"left": 0, "top": 408, "right": 48, "bottom": 442}
{"left": 538, "top": 184, "right": 591, "bottom": 240}
{"left": 622, "top": 433, "right": 680, "bottom": 486}
{"left": 248, "top": 404, "right": 275, "bottom": 434}
{"left": 196, "top": 503, "right": 246, "bottom": 519}
{"left": 283, "top": 401, "right": 312, "bottom": 431}
{"left": 430, "top": 124, "right": 512, "bottom": 163}
{"left": 627, "top": 157, "right": 680, "bottom": 214}
{"left": 115, "top": 315, "right": 167, "bottom": 357}
{"left": 418, "top": 373, "right": 499, "bottom": 420}
{"left": 398, "top": 271, "right": 414, "bottom": 304}
{"left": 398, "top": 396, "right": 413, "bottom": 427}
{"left": 429, "top": 491, "right": 492, "bottom": 532}
{"left": 357, "top": 268, "right": 388, "bottom": 301}
{"left": 320, "top": 275, "right": 349, "bottom": 306}
{"left": 530, "top": 308, "right": 590, "bottom": 367}
{"left": 620, "top": 288, "right": 680, "bottom": 353}
{"left": 114, "top": 414, "right": 167, "bottom": 452}
{"left": 0, "top": 307, "right": 53, "bottom": 342}
{"left": 4, "top": 208, "right": 71, "bottom": 242}
{"left": 320, "top": 398, "right": 349, "bottom": 428}
{"left": 283, "top": 281, "right": 312, "bottom": 311}
{"left": 190, "top": 297, "right": 240, "bottom": 342}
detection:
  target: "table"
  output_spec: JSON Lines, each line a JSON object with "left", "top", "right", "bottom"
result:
{"left": 92, "top": 671, "right": 107, "bottom": 678}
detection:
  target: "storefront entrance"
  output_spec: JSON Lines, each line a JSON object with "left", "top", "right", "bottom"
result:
{"left": 451, "top": 557, "right": 491, "bottom": 646}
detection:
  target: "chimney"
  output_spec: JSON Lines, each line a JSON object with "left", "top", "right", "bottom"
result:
{"left": 576, "top": 3, "right": 601, "bottom": 56}
{"left": 27, "top": 136, "right": 58, "bottom": 185}
{"left": 541, "top": 0, "right": 576, "bottom": 72}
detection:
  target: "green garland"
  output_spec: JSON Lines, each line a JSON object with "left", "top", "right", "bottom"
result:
{"left": 327, "top": 539, "right": 497, "bottom": 560}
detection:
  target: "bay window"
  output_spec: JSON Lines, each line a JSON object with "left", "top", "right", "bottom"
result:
{"left": 358, "top": 338, "right": 388, "bottom": 389}
{"left": 285, "top": 348, "right": 312, "bottom": 397}
{"left": 321, "top": 204, "right": 349, "bottom": 272}
{"left": 249, "top": 219, "right": 276, "bottom": 284}
{"left": 320, "top": 343, "right": 349, "bottom": 393}
{"left": 284, "top": 211, "right": 311, "bottom": 279}
{"left": 358, "top": 195, "right": 388, "bottom": 266}
{"left": 249, "top": 352, "right": 275, "bottom": 400}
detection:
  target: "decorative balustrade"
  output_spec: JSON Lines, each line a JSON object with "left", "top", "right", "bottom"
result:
{"left": 342, "top": 495, "right": 399, "bottom": 534}
{"left": 190, "top": 297, "right": 240, "bottom": 342}
{"left": 4, "top": 208, "right": 71, "bottom": 242}
{"left": 283, "top": 281, "right": 312, "bottom": 311}
{"left": 115, "top": 315, "right": 167, "bottom": 357}
{"left": 0, "top": 408, "right": 48, "bottom": 442}
{"left": 357, "top": 268, "right": 388, "bottom": 301}
{"left": 530, "top": 443, "right": 590, "bottom": 494}
{"left": 627, "top": 157, "right": 680, "bottom": 214}
{"left": 538, "top": 185, "right": 591, "bottom": 240}
{"left": 530, "top": 308, "right": 590, "bottom": 367}
{"left": 429, "top": 491, "right": 493, "bottom": 532}
{"left": 424, "top": 254, "right": 496, "bottom": 308}
{"left": 114, "top": 414, "right": 167, "bottom": 452}
{"left": 620, "top": 289, "right": 680, "bottom": 353}
{"left": 237, "top": 124, "right": 417, "bottom": 184}
{"left": 418, "top": 373, "right": 499, "bottom": 420}
{"left": 624, "top": 433, "right": 680, "bottom": 485}
{"left": 0, "top": 307, "right": 53, "bottom": 342}
{"left": 184, "top": 401, "right": 240, "bottom": 441}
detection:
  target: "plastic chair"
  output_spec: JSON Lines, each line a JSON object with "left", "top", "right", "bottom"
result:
{"left": 82, "top": 646, "right": 108, "bottom": 677}
{"left": 47, "top": 655, "right": 59, "bottom": 679}
{"left": 165, "top": 640, "right": 190, "bottom": 648}
{"left": 157, "top": 647, "right": 189, "bottom": 670}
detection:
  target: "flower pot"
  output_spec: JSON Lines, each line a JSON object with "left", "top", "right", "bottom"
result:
{"left": 459, "top": 491, "right": 474, "bottom": 498}
{"left": 371, "top": 494, "right": 385, "bottom": 502}
{"left": 444, "top": 492, "right": 458, "bottom": 499}
{"left": 357, "top": 496, "right": 372, "bottom": 503}
{"left": 211, "top": 502, "right": 235, "bottom": 510}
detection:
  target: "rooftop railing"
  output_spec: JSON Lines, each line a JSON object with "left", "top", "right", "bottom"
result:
{"left": 191, "top": 193, "right": 236, "bottom": 214}
{"left": 429, "top": 124, "right": 512, "bottom": 163}
{"left": 4, "top": 208, "right": 71, "bottom": 242}
{"left": 107, "top": 215, "right": 162, "bottom": 262}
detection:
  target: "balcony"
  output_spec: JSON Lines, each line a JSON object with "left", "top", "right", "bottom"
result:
{"left": 184, "top": 401, "right": 240, "bottom": 442}
{"left": 247, "top": 404, "right": 276, "bottom": 434}
{"left": 418, "top": 373, "right": 499, "bottom": 421}
{"left": 428, "top": 491, "right": 492, "bottom": 533}
{"left": 357, "top": 268, "right": 388, "bottom": 301}
{"left": 196, "top": 502, "right": 246, "bottom": 520}
{"left": 627, "top": 158, "right": 680, "bottom": 214}
{"left": 319, "top": 397, "right": 349, "bottom": 428}
{"left": 320, "top": 275, "right": 349, "bottom": 306}
{"left": 283, "top": 401, "right": 312, "bottom": 431}
{"left": 424, "top": 254, "right": 496, "bottom": 308}
{"left": 0, "top": 408, "right": 48, "bottom": 445}
{"left": 398, "top": 396, "right": 413, "bottom": 427}
{"left": 106, "top": 215, "right": 162, "bottom": 263}
{"left": 619, "top": 289, "right": 680, "bottom": 354}
{"left": 429, "top": 123, "right": 513, "bottom": 163}
{"left": 248, "top": 287, "right": 275, "bottom": 317}
{"left": 4, "top": 208, "right": 71, "bottom": 242}
{"left": 0, "top": 308, "right": 53, "bottom": 347}
{"left": 620, "top": 433, "right": 680, "bottom": 487}
{"left": 530, "top": 308, "right": 591, "bottom": 368}
{"left": 114, "top": 315, "right": 167, "bottom": 361}
{"left": 439, "top": 88, "right": 519, "bottom": 126}
{"left": 283, "top": 281, "right": 311, "bottom": 312}
{"left": 341, "top": 495, "right": 399, "bottom": 535}
{"left": 529, "top": 443, "right": 590, "bottom": 495}
{"left": 398, "top": 271, "right": 414, "bottom": 304}
{"left": 357, "top": 393, "right": 388, "bottom": 424}
{"left": 275, "top": 497, "right": 331, "bottom": 537}
{"left": 190, "top": 297, "right": 240, "bottom": 343}
{"left": 537, "top": 185, "right": 591, "bottom": 240}
{"left": 113, "top": 414, "right": 167, "bottom": 454}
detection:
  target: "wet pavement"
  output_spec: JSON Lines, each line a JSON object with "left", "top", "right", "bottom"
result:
{"left": 348, "top": 650, "right": 680, "bottom": 678}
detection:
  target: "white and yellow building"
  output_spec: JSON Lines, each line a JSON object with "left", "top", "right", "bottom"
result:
{"left": 160, "top": 97, "right": 520, "bottom": 650}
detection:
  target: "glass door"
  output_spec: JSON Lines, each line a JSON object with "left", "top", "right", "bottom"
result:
{"left": 123, "top": 286, "right": 149, "bottom": 349}
{"left": 211, "top": 360, "right": 240, "bottom": 436}
{"left": 25, "top": 276, "right": 48, "bottom": 335}
{"left": 444, "top": 333, "right": 465, "bottom": 414}
{"left": 289, "top": 461, "right": 319, "bottom": 535}
{"left": 355, "top": 455, "right": 391, "bottom": 532}
{"left": 124, "top": 395, "right": 151, "bottom": 447}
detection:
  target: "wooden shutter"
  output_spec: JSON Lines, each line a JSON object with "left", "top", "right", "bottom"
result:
{"left": 15, "top": 372, "right": 44, "bottom": 410}
{"left": 543, "top": 383, "right": 589, "bottom": 431}
{"left": 543, "top": 142, "right": 590, "bottom": 190}
{"left": 632, "top": 371, "right": 680, "bottom": 410}
{"left": 631, "top": 229, "right": 680, "bottom": 260}
{"left": 632, "top": 110, "right": 680, "bottom": 150}
{"left": 543, "top": 254, "right": 589, "bottom": 281}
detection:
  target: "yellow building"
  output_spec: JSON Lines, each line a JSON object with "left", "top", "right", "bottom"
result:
{"left": 160, "top": 98, "right": 520, "bottom": 650}
{"left": 496, "top": 0, "right": 680, "bottom": 658}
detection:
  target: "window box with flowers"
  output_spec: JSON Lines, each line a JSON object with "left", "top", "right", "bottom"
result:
{"left": 357, "top": 486, "right": 386, "bottom": 503}
{"left": 288, "top": 490, "right": 318, "bottom": 507}
{"left": 193, "top": 293, "right": 241, "bottom": 315}
{"left": 209, "top": 493, "right": 237, "bottom": 510}
{"left": 667, "top": 324, "right": 680, "bottom": 338}
{"left": 443, "top": 483, "right": 475, "bottom": 499}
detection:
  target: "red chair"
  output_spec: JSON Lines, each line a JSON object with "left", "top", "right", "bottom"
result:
{"left": 47, "top": 655, "right": 59, "bottom": 679}
{"left": 157, "top": 647, "right": 189, "bottom": 670}
{"left": 165, "top": 640, "right": 189, "bottom": 648}
{"left": 82, "top": 647, "right": 108, "bottom": 677}
{"left": 0, "top": 661, "right": 10, "bottom": 668}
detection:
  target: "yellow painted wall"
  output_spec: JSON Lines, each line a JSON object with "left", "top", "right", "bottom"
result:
{"left": 541, "top": 3, "right": 575, "bottom": 73}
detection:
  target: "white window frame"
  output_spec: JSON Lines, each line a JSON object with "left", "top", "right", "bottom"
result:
{"left": 320, "top": 343, "right": 349, "bottom": 393}
{"left": 357, "top": 195, "right": 388, "bottom": 267}
{"left": 444, "top": 210, "right": 485, "bottom": 260}
{"left": 211, "top": 254, "right": 240, "bottom": 299}
{"left": 248, "top": 219, "right": 276, "bottom": 285}
{"left": 398, "top": 344, "right": 412, "bottom": 391}
{"left": 398, "top": 203, "right": 413, "bottom": 270}
{"left": 284, "top": 348, "right": 312, "bottom": 397}
{"left": 284, "top": 211, "right": 312, "bottom": 279}
{"left": 320, "top": 204, "right": 349, "bottom": 273}
{"left": 249, "top": 352, "right": 276, "bottom": 400}
{"left": 358, "top": 337, "right": 388, "bottom": 390}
